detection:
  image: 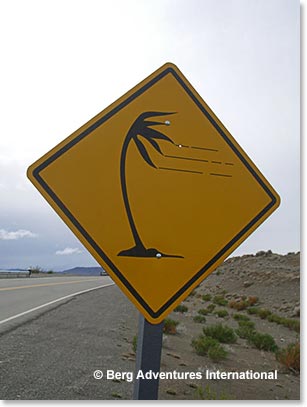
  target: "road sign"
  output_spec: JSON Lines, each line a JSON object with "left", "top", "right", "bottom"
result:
{"left": 27, "top": 63, "right": 280, "bottom": 324}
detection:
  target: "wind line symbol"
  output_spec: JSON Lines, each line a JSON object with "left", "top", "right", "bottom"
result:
{"left": 164, "top": 146, "right": 234, "bottom": 178}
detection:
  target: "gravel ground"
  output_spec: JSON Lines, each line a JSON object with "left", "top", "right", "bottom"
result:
{"left": 0, "top": 285, "right": 138, "bottom": 400}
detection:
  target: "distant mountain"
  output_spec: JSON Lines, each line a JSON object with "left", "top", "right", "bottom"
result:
{"left": 60, "top": 266, "right": 107, "bottom": 276}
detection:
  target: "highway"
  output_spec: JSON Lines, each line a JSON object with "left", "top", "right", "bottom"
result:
{"left": 0, "top": 280, "right": 138, "bottom": 400}
{"left": 0, "top": 275, "right": 113, "bottom": 330}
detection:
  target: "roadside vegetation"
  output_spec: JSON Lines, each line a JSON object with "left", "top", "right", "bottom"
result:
{"left": 248, "top": 332, "right": 278, "bottom": 352}
{"left": 193, "top": 315, "right": 206, "bottom": 323}
{"left": 235, "top": 320, "right": 256, "bottom": 339}
{"left": 176, "top": 279, "right": 299, "bottom": 395}
{"left": 214, "top": 309, "right": 229, "bottom": 318}
{"left": 191, "top": 335, "right": 227, "bottom": 361}
{"left": 276, "top": 343, "right": 300, "bottom": 373}
{"left": 228, "top": 296, "right": 259, "bottom": 311}
{"left": 213, "top": 295, "right": 228, "bottom": 306}
{"left": 245, "top": 307, "right": 300, "bottom": 332}
{"left": 174, "top": 304, "right": 188, "bottom": 313}
{"left": 194, "top": 384, "right": 233, "bottom": 400}
{"left": 163, "top": 318, "right": 179, "bottom": 335}
{"left": 203, "top": 323, "right": 237, "bottom": 343}
{"left": 202, "top": 294, "right": 212, "bottom": 302}
{"left": 29, "top": 266, "right": 54, "bottom": 274}
{"left": 132, "top": 335, "right": 137, "bottom": 353}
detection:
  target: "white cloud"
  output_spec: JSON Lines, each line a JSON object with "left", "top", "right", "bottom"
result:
{"left": 55, "top": 247, "right": 83, "bottom": 255}
{"left": 0, "top": 229, "right": 38, "bottom": 240}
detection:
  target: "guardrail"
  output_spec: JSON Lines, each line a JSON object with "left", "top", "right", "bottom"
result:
{"left": 0, "top": 272, "right": 30, "bottom": 279}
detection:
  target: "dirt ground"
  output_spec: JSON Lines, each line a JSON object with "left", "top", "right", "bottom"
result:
{"left": 122, "top": 250, "right": 300, "bottom": 400}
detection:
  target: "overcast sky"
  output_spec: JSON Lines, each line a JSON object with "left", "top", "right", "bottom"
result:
{"left": 0, "top": 0, "right": 300, "bottom": 270}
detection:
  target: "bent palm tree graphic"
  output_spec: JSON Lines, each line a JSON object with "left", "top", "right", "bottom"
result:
{"left": 118, "top": 111, "right": 183, "bottom": 258}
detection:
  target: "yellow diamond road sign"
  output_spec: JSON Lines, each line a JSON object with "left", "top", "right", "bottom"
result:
{"left": 27, "top": 63, "right": 280, "bottom": 323}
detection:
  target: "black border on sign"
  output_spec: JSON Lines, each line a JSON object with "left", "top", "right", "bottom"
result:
{"left": 32, "top": 67, "right": 277, "bottom": 319}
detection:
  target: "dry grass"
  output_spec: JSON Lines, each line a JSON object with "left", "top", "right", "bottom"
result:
{"left": 247, "top": 296, "right": 259, "bottom": 306}
{"left": 228, "top": 299, "right": 249, "bottom": 311}
{"left": 276, "top": 343, "right": 300, "bottom": 373}
{"left": 163, "top": 318, "right": 179, "bottom": 334}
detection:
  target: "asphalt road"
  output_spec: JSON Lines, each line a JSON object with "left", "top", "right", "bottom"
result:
{"left": 0, "top": 284, "right": 138, "bottom": 400}
{"left": 0, "top": 276, "right": 113, "bottom": 332}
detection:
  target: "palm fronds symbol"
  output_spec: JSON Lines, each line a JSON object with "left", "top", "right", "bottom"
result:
{"left": 118, "top": 111, "right": 183, "bottom": 259}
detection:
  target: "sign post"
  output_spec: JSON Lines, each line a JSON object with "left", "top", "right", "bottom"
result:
{"left": 133, "top": 315, "right": 164, "bottom": 400}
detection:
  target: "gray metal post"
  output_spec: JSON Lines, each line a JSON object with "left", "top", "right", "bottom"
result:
{"left": 133, "top": 314, "right": 164, "bottom": 400}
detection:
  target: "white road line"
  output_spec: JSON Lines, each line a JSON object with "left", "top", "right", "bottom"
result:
{"left": 0, "top": 282, "right": 114, "bottom": 326}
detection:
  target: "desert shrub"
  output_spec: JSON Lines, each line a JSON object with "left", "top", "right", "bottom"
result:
{"left": 193, "top": 315, "right": 207, "bottom": 323}
{"left": 247, "top": 307, "right": 260, "bottom": 315}
{"left": 235, "top": 320, "right": 256, "bottom": 339}
{"left": 111, "top": 392, "right": 122, "bottom": 399}
{"left": 191, "top": 335, "right": 228, "bottom": 361}
{"left": 233, "top": 313, "right": 250, "bottom": 321}
{"left": 191, "top": 335, "right": 219, "bottom": 356}
{"left": 132, "top": 335, "right": 137, "bottom": 353}
{"left": 248, "top": 332, "right": 278, "bottom": 352}
{"left": 202, "top": 294, "right": 212, "bottom": 302}
{"left": 163, "top": 318, "right": 179, "bottom": 335}
{"left": 229, "top": 299, "right": 249, "bottom": 311}
{"left": 195, "top": 385, "right": 232, "bottom": 400}
{"left": 208, "top": 343, "right": 228, "bottom": 361}
{"left": 247, "top": 296, "right": 259, "bottom": 306}
{"left": 238, "top": 320, "right": 255, "bottom": 329}
{"left": 257, "top": 308, "right": 272, "bottom": 319}
{"left": 213, "top": 295, "right": 228, "bottom": 306}
{"left": 198, "top": 308, "right": 210, "bottom": 315}
{"left": 203, "top": 323, "right": 237, "bottom": 344}
{"left": 174, "top": 304, "right": 188, "bottom": 313}
{"left": 276, "top": 343, "right": 300, "bottom": 373}
{"left": 206, "top": 304, "right": 216, "bottom": 312}
{"left": 236, "top": 326, "right": 254, "bottom": 339}
{"left": 283, "top": 318, "right": 300, "bottom": 333}
{"left": 214, "top": 309, "right": 229, "bottom": 318}
{"left": 254, "top": 311, "right": 300, "bottom": 333}
{"left": 267, "top": 314, "right": 282, "bottom": 324}
{"left": 272, "top": 317, "right": 300, "bottom": 333}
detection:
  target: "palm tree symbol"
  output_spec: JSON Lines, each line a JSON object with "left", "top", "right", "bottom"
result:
{"left": 117, "top": 111, "right": 183, "bottom": 259}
